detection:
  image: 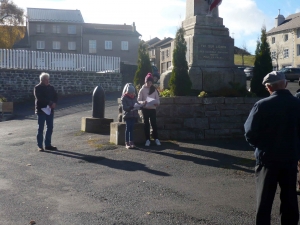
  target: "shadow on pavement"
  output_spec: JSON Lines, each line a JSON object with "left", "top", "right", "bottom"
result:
{"left": 43, "top": 149, "right": 170, "bottom": 177}
{"left": 136, "top": 141, "right": 255, "bottom": 174}
{"left": 177, "top": 138, "right": 253, "bottom": 151}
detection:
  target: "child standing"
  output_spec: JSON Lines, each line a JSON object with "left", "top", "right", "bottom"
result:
{"left": 121, "top": 83, "right": 141, "bottom": 149}
{"left": 138, "top": 73, "right": 161, "bottom": 146}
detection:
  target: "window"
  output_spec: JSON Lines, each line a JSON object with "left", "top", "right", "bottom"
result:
{"left": 166, "top": 49, "right": 169, "bottom": 57}
{"left": 272, "top": 37, "right": 275, "bottom": 44}
{"left": 52, "top": 41, "right": 61, "bottom": 50}
{"left": 271, "top": 51, "right": 276, "bottom": 60}
{"left": 284, "top": 49, "right": 289, "bottom": 58}
{"left": 68, "top": 42, "right": 76, "bottom": 50}
{"left": 167, "top": 61, "right": 172, "bottom": 69}
{"left": 36, "top": 41, "right": 45, "bottom": 49}
{"left": 52, "top": 25, "right": 60, "bottom": 34}
{"left": 105, "top": 41, "right": 112, "bottom": 50}
{"left": 68, "top": 25, "right": 76, "bottom": 34}
{"left": 161, "top": 62, "right": 166, "bottom": 73}
{"left": 152, "top": 49, "right": 155, "bottom": 56}
{"left": 297, "top": 29, "right": 300, "bottom": 38}
{"left": 284, "top": 34, "right": 288, "bottom": 41}
{"left": 121, "top": 41, "right": 128, "bottom": 50}
{"left": 36, "top": 24, "right": 45, "bottom": 33}
{"left": 162, "top": 51, "right": 165, "bottom": 61}
{"left": 89, "top": 40, "right": 96, "bottom": 53}
{"left": 297, "top": 44, "right": 300, "bottom": 56}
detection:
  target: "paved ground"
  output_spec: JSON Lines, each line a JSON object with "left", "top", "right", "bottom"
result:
{"left": 0, "top": 92, "right": 297, "bottom": 224}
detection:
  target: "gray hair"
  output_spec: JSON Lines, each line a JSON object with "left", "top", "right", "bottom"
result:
{"left": 265, "top": 79, "right": 286, "bottom": 87}
{"left": 40, "top": 72, "right": 50, "bottom": 82}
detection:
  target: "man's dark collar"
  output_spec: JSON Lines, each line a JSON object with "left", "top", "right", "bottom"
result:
{"left": 271, "top": 89, "right": 291, "bottom": 96}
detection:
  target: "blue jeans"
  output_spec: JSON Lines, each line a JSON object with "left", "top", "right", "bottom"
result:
{"left": 125, "top": 118, "right": 135, "bottom": 142}
{"left": 37, "top": 113, "right": 54, "bottom": 148}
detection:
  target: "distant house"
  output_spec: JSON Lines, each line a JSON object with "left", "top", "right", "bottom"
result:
{"left": 160, "top": 40, "right": 173, "bottom": 73}
{"left": 14, "top": 8, "right": 141, "bottom": 65}
{"left": 146, "top": 37, "right": 173, "bottom": 73}
{"left": 267, "top": 11, "right": 300, "bottom": 70}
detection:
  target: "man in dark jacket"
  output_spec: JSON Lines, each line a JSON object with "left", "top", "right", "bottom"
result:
{"left": 244, "top": 71, "right": 300, "bottom": 225}
{"left": 34, "top": 72, "right": 58, "bottom": 152}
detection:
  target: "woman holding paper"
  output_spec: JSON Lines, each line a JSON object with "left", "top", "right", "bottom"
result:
{"left": 138, "top": 73, "right": 161, "bottom": 146}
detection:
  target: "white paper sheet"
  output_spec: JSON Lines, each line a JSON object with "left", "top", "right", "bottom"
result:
{"left": 146, "top": 96, "right": 159, "bottom": 107}
{"left": 41, "top": 105, "right": 51, "bottom": 115}
{"left": 131, "top": 103, "right": 142, "bottom": 111}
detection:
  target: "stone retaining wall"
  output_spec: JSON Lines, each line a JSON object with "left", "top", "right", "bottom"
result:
{"left": 0, "top": 69, "right": 122, "bottom": 102}
{"left": 156, "top": 97, "right": 261, "bottom": 140}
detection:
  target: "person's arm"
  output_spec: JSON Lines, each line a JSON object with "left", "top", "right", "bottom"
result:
{"left": 121, "top": 97, "right": 133, "bottom": 112}
{"left": 137, "top": 89, "right": 145, "bottom": 104}
{"left": 49, "top": 86, "right": 58, "bottom": 109}
{"left": 244, "top": 103, "right": 261, "bottom": 148}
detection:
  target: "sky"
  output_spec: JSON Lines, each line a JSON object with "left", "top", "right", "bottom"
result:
{"left": 12, "top": 0, "right": 300, "bottom": 54}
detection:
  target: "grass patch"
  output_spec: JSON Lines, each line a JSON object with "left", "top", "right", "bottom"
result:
{"left": 234, "top": 54, "right": 255, "bottom": 66}
{"left": 87, "top": 139, "right": 118, "bottom": 151}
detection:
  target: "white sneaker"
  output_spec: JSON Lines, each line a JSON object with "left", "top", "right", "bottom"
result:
{"left": 145, "top": 139, "right": 151, "bottom": 146}
{"left": 155, "top": 139, "right": 161, "bottom": 146}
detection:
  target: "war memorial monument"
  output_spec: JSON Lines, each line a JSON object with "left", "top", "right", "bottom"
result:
{"left": 161, "top": 0, "right": 246, "bottom": 92}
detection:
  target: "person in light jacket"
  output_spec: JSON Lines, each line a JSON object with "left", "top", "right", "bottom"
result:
{"left": 138, "top": 73, "right": 161, "bottom": 146}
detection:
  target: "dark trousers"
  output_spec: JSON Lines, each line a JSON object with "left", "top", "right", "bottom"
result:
{"left": 142, "top": 109, "right": 158, "bottom": 140}
{"left": 255, "top": 163, "right": 299, "bottom": 225}
{"left": 124, "top": 118, "right": 135, "bottom": 142}
{"left": 37, "top": 113, "right": 54, "bottom": 148}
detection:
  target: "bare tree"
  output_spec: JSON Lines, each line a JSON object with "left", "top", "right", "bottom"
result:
{"left": 270, "top": 43, "right": 284, "bottom": 70}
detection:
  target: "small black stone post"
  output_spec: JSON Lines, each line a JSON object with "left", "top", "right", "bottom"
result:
{"left": 81, "top": 86, "right": 113, "bottom": 134}
{"left": 92, "top": 86, "right": 105, "bottom": 118}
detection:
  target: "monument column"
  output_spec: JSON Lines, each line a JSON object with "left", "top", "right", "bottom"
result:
{"left": 183, "top": 0, "right": 245, "bottom": 92}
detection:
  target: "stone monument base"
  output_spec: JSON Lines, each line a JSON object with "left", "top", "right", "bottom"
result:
{"left": 81, "top": 117, "right": 113, "bottom": 134}
{"left": 160, "top": 67, "right": 246, "bottom": 92}
{"left": 110, "top": 122, "right": 146, "bottom": 145}
{"left": 188, "top": 66, "right": 246, "bottom": 92}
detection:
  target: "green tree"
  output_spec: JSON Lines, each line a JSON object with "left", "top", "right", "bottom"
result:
{"left": 250, "top": 26, "right": 272, "bottom": 97}
{"left": 169, "top": 27, "right": 192, "bottom": 96}
{"left": 134, "top": 40, "right": 152, "bottom": 87}
{"left": 0, "top": 0, "right": 25, "bottom": 49}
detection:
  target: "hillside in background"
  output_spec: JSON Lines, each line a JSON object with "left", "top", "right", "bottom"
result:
{"left": 234, "top": 54, "right": 255, "bottom": 67}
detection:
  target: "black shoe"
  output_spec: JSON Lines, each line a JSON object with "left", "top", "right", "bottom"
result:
{"left": 38, "top": 147, "right": 44, "bottom": 152}
{"left": 45, "top": 145, "right": 57, "bottom": 150}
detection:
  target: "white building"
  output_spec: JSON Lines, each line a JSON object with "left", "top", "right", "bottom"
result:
{"left": 267, "top": 11, "right": 300, "bottom": 70}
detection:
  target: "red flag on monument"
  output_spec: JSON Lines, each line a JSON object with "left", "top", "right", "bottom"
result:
{"left": 209, "top": 0, "right": 222, "bottom": 11}
{"left": 207, "top": 0, "right": 222, "bottom": 15}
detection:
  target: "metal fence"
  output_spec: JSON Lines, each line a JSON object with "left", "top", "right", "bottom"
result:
{"left": 0, "top": 49, "right": 120, "bottom": 72}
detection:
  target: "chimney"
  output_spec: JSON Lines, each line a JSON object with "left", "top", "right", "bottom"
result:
{"left": 132, "top": 22, "right": 136, "bottom": 32}
{"left": 275, "top": 9, "right": 285, "bottom": 27}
